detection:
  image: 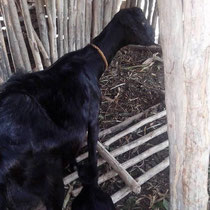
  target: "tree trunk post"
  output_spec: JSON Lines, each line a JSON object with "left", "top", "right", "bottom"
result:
{"left": 158, "top": 1, "right": 210, "bottom": 209}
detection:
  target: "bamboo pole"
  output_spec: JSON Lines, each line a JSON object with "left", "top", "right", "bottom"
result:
{"left": 112, "top": 0, "right": 122, "bottom": 17}
{"left": 92, "top": 0, "right": 103, "bottom": 38}
{"left": 147, "top": 0, "right": 154, "bottom": 24}
{"left": 57, "top": 0, "right": 64, "bottom": 57}
{"left": 68, "top": 0, "right": 77, "bottom": 51}
{"left": 20, "top": 0, "right": 43, "bottom": 71}
{"left": 0, "top": 20, "right": 11, "bottom": 78}
{"left": 125, "top": 0, "right": 131, "bottom": 8}
{"left": 143, "top": 0, "right": 148, "bottom": 17}
{"left": 0, "top": 37, "right": 8, "bottom": 82}
{"left": 85, "top": 0, "right": 92, "bottom": 44}
{"left": 33, "top": 29, "right": 51, "bottom": 67}
{"left": 1, "top": 0, "right": 25, "bottom": 72}
{"left": 63, "top": 0, "right": 69, "bottom": 54}
{"left": 111, "top": 157, "right": 169, "bottom": 203}
{"left": 152, "top": 0, "right": 158, "bottom": 31}
{"left": 103, "top": 0, "right": 113, "bottom": 28}
{"left": 137, "top": 0, "right": 142, "bottom": 8}
{"left": 45, "top": 0, "right": 58, "bottom": 63}
{"left": 35, "top": 0, "right": 50, "bottom": 58}
{"left": 130, "top": 0, "right": 137, "bottom": 7}
{"left": 9, "top": 0, "right": 31, "bottom": 71}
{"left": 76, "top": 0, "right": 85, "bottom": 49}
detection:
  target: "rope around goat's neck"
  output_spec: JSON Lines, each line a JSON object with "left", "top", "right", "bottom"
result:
{"left": 90, "top": 43, "right": 108, "bottom": 70}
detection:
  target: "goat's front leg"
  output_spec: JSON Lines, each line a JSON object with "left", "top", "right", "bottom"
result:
{"left": 77, "top": 119, "right": 99, "bottom": 185}
{"left": 87, "top": 120, "right": 99, "bottom": 180}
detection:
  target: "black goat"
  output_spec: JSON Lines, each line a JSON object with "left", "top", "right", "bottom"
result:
{"left": 0, "top": 8, "right": 154, "bottom": 210}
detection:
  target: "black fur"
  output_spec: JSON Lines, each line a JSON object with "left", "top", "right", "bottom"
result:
{"left": 0, "top": 8, "right": 154, "bottom": 210}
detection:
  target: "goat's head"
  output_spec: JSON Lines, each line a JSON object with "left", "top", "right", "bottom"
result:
{"left": 114, "top": 7, "right": 155, "bottom": 46}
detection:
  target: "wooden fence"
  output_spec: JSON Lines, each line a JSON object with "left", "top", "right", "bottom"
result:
{"left": 0, "top": 0, "right": 159, "bottom": 83}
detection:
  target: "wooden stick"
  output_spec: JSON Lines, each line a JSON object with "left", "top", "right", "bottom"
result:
{"left": 63, "top": 0, "right": 69, "bottom": 54}
{"left": 85, "top": 0, "right": 92, "bottom": 44}
{"left": 45, "top": 0, "right": 58, "bottom": 63}
{"left": 72, "top": 140, "right": 168, "bottom": 196}
{"left": 68, "top": 0, "right": 77, "bottom": 51}
{"left": 33, "top": 28, "right": 51, "bottom": 67}
{"left": 9, "top": 0, "right": 31, "bottom": 71}
{"left": 147, "top": 0, "right": 154, "bottom": 24}
{"left": 103, "top": 0, "right": 113, "bottom": 28}
{"left": 56, "top": 0, "right": 64, "bottom": 57}
{"left": 92, "top": 0, "right": 102, "bottom": 38}
{"left": 0, "top": 20, "right": 11, "bottom": 78}
{"left": 35, "top": 0, "right": 50, "bottom": 58}
{"left": 97, "top": 141, "right": 141, "bottom": 194}
{"left": 104, "top": 110, "right": 166, "bottom": 147}
{"left": 125, "top": 0, "right": 131, "bottom": 8}
{"left": 137, "top": 0, "right": 142, "bottom": 8}
{"left": 143, "top": 0, "right": 148, "bottom": 17}
{"left": 76, "top": 0, "right": 85, "bottom": 49}
{"left": 62, "top": 185, "right": 73, "bottom": 209}
{"left": 130, "top": 0, "right": 137, "bottom": 7}
{"left": 152, "top": 0, "right": 158, "bottom": 31}
{"left": 112, "top": 0, "right": 122, "bottom": 17}
{"left": 111, "top": 157, "right": 169, "bottom": 203}
{"left": 0, "top": 36, "right": 7, "bottom": 82}
{"left": 1, "top": 0, "right": 25, "bottom": 72}
{"left": 20, "top": 0, "right": 43, "bottom": 70}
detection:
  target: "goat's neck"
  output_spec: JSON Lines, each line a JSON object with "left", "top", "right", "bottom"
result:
{"left": 91, "top": 22, "right": 126, "bottom": 78}
{"left": 92, "top": 29, "right": 125, "bottom": 63}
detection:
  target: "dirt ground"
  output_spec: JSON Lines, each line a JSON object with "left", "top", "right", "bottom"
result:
{"left": 65, "top": 45, "right": 170, "bottom": 210}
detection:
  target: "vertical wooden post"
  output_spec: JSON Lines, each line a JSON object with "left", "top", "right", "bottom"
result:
{"left": 1, "top": 0, "right": 25, "bottom": 72}
{"left": 35, "top": 0, "right": 50, "bottom": 57}
{"left": 76, "top": 0, "right": 85, "bottom": 49}
{"left": 63, "top": 0, "right": 69, "bottom": 54}
{"left": 20, "top": 0, "right": 43, "bottom": 70}
{"left": 45, "top": 0, "right": 58, "bottom": 63}
{"left": 112, "top": 0, "right": 122, "bottom": 18}
{"left": 68, "top": 0, "right": 77, "bottom": 51}
{"left": 92, "top": 0, "right": 103, "bottom": 38}
{"left": 103, "top": 0, "right": 112, "bottom": 28}
{"left": 9, "top": 0, "right": 31, "bottom": 71}
{"left": 85, "top": 0, "right": 92, "bottom": 44}
{"left": 0, "top": 20, "right": 11, "bottom": 78}
{"left": 147, "top": 0, "right": 154, "bottom": 24}
{"left": 56, "top": 0, "right": 64, "bottom": 57}
{"left": 158, "top": 0, "right": 210, "bottom": 209}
